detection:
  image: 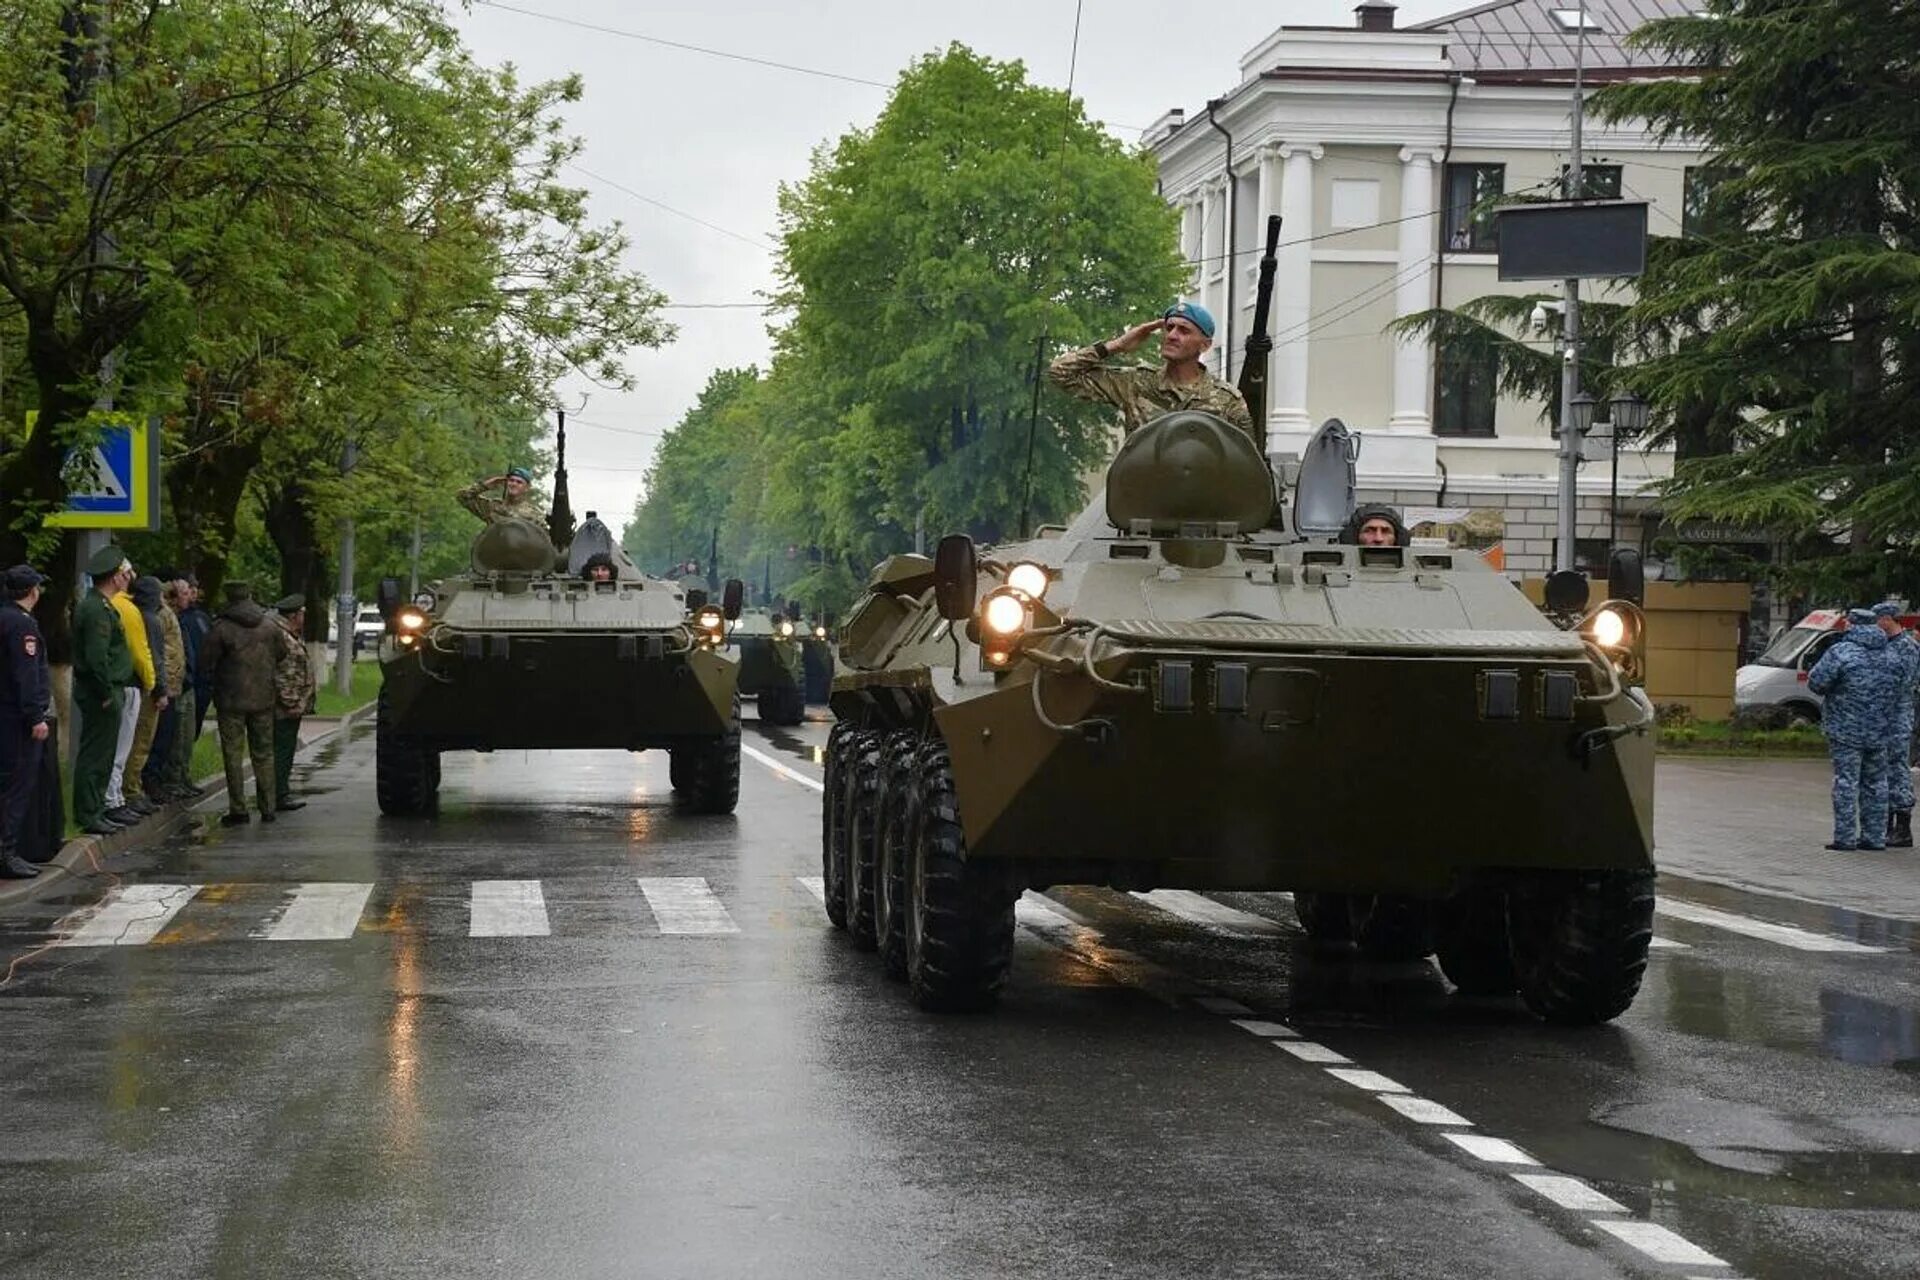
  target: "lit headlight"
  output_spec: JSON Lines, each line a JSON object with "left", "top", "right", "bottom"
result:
{"left": 813, "top": 625, "right": 827, "bottom": 640}
{"left": 1006, "top": 562, "right": 1049, "bottom": 600}
{"left": 1589, "top": 606, "right": 1629, "bottom": 650}
{"left": 395, "top": 607, "right": 427, "bottom": 632}
{"left": 777, "top": 619, "right": 795, "bottom": 638}
{"left": 983, "top": 591, "right": 1028, "bottom": 636}
{"left": 695, "top": 606, "right": 725, "bottom": 634}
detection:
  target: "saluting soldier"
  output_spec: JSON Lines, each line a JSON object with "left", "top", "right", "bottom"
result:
{"left": 270, "top": 595, "right": 317, "bottom": 812}
{"left": 0, "top": 565, "right": 52, "bottom": 877}
{"left": 72, "top": 545, "right": 134, "bottom": 835}
{"left": 457, "top": 466, "right": 546, "bottom": 525}
{"left": 1047, "top": 301, "right": 1253, "bottom": 437}
{"left": 199, "top": 580, "right": 281, "bottom": 826}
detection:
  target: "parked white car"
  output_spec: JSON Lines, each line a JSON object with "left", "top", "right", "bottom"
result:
{"left": 352, "top": 607, "right": 385, "bottom": 654}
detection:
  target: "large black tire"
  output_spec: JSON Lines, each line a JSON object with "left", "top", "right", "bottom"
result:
{"left": 1348, "top": 894, "right": 1435, "bottom": 962}
{"left": 873, "top": 732, "right": 918, "bottom": 980}
{"left": 672, "top": 704, "right": 741, "bottom": 815}
{"left": 668, "top": 749, "right": 689, "bottom": 793}
{"left": 1434, "top": 885, "right": 1518, "bottom": 996}
{"left": 1292, "top": 891, "right": 1355, "bottom": 945}
{"left": 1508, "top": 869, "right": 1656, "bottom": 1025}
{"left": 756, "top": 681, "right": 804, "bottom": 727}
{"left": 904, "top": 744, "right": 1015, "bottom": 1012}
{"left": 842, "top": 733, "right": 883, "bottom": 951}
{"left": 820, "top": 723, "right": 857, "bottom": 931}
{"left": 375, "top": 689, "right": 438, "bottom": 816}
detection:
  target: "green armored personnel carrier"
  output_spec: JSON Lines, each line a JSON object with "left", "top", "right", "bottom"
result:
{"left": 374, "top": 502, "right": 745, "bottom": 818}
{"left": 729, "top": 608, "right": 807, "bottom": 726}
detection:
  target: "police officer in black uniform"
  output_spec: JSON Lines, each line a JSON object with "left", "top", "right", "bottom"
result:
{"left": 0, "top": 564, "right": 52, "bottom": 878}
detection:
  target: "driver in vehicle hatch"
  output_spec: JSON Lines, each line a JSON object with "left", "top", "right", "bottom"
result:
{"left": 582, "top": 552, "right": 617, "bottom": 584}
{"left": 1339, "top": 504, "right": 1409, "bottom": 548}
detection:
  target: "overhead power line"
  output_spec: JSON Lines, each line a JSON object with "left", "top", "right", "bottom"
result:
{"left": 569, "top": 164, "right": 776, "bottom": 251}
{"left": 472, "top": 1, "right": 892, "bottom": 88}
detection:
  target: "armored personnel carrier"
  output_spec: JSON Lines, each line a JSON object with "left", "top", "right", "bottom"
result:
{"left": 729, "top": 608, "right": 807, "bottom": 726}
{"left": 823, "top": 413, "right": 1656, "bottom": 1022}
{"left": 374, "top": 495, "right": 745, "bottom": 818}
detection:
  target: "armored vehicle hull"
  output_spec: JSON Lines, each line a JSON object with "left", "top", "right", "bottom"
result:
{"left": 824, "top": 414, "right": 1655, "bottom": 1024}
{"left": 376, "top": 516, "right": 741, "bottom": 817}
{"left": 728, "top": 610, "right": 806, "bottom": 726}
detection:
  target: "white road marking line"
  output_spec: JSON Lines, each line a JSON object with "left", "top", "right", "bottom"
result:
{"left": 1656, "top": 898, "right": 1887, "bottom": 953}
{"left": 1273, "top": 1040, "right": 1350, "bottom": 1064}
{"left": 1324, "top": 1067, "right": 1411, "bottom": 1094}
{"left": 468, "top": 880, "right": 550, "bottom": 938}
{"left": 1510, "top": 1173, "right": 1628, "bottom": 1215}
{"left": 740, "top": 744, "right": 826, "bottom": 793}
{"left": 1229, "top": 1018, "right": 1299, "bottom": 1039}
{"left": 1192, "top": 995, "right": 1253, "bottom": 1016}
{"left": 56, "top": 884, "right": 201, "bottom": 947}
{"left": 1444, "top": 1133, "right": 1539, "bottom": 1166}
{"left": 1649, "top": 937, "right": 1690, "bottom": 951}
{"left": 265, "top": 882, "right": 374, "bottom": 942}
{"left": 638, "top": 877, "right": 740, "bottom": 935}
{"left": 1591, "top": 1220, "right": 1728, "bottom": 1268}
{"left": 1377, "top": 1095, "right": 1473, "bottom": 1127}
{"left": 1128, "top": 890, "right": 1283, "bottom": 936}
{"left": 797, "top": 876, "right": 826, "bottom": 904}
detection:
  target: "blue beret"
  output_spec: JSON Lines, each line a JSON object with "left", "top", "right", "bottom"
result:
{"left": 1847, "top": 608, "right": 1878, "bottom": 626}
{"left": 506, "top": 466, "right": 533, "bottom": 483}
{"left": 1873, "top": 601, "right": 1902, "bottom": 618}
{"left": 1163, "top": 301, "right": 1215, "bottom": 339}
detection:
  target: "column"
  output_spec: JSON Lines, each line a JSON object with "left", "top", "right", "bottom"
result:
{"left": 1388, "top": 147, "right": 1442, "bottom": 431}
{"left": 1201, "top": 177, "right": 1229, "bottom": 328}
{"left": 1272, "top": 143, "right": 1321, "bottom": 435}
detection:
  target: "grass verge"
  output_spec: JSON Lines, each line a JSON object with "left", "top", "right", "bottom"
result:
{"left": 1658, "top": 720, "right": 1828, "bottom": 757}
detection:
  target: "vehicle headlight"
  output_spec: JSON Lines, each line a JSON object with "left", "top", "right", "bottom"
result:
{"left": 813, "top": 625, "right": 827, "bottom": 640}
{"left": 1006, "top": 561, "right": 1049, "bottom": 600}
{"left": 1589, "top": 606, "right": 1629, "bottom": 650}
{"left": 694, "top": 606, "right": 725, "bottom": 635}
{"left": 983, "top": 591, "right": 1028, "bottom": 636}
{"left": 412, "top": 591, "right": 435, "bottom": 610}
{"left": 396, "top": 607, "right": 427, "bottom": 632}
{"left": 777, "top": 619, "right": 795, "bottom": 638}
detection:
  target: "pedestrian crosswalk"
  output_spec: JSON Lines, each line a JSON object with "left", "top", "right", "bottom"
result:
{"left": 42, "top": 877, "right": 1894, "bottom": 958}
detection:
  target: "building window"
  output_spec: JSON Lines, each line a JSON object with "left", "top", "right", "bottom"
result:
{"left": 1330, "top": 178, "right": 1380, "bottom": 229}
{"left": 1557, "top": 538, "right": 1616, "bottom": 575}
{"left": 1434, "top": 338, "right": 1497, "bottom": 436}
{"left": 1442, "top": 163, "right": 1504, "bottom": 253}
{"left": 1560, "top": 163, "right": 1621, "bottom": 200}
{"left": 1683, "top": 166, "right": 1735, "bottom": 239}
{"left": 1549, "top": 8, "right": 1605, "bottom": 30}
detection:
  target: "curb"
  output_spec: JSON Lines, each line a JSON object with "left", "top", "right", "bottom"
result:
{"left": 0, "top": 700, "right": 379, "bottom": 911}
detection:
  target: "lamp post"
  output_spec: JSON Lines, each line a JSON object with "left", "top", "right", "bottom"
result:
{"left": 1567, "top": 391, "right": 1598, "bottom": 570}
{"left": 1606, "top": 390, "right": 1650, "bottom": 553}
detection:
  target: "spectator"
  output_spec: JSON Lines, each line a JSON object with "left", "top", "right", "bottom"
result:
{"left": 199, "top": 580, "right": 280, "bottom": 826}
{"left": 1808, "top": 608, "right": 1905, "bottom": 852}
{"left": 270, "top": 595, "right": 316, "bottom": 811}
{"left": 160, "top": 577, "right": 204, "bottom": 801}
{"left": 0, "top": 565, "right": 51, "bottom": 878}
{"left": 72, "top": 546, "right": 134, "bottom": 835}
{"left": 104, "top": 561, "right": 155, "bottom": 824}
{"left": 178, "top": 574, "right": 214, "bottom": 740}
{"left": 122, "top": 575, "right": 172, "bottom": 814}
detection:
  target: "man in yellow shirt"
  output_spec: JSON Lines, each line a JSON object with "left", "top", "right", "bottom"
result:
{"left": 105, "top": 560, "right": 156, "bottom": 824}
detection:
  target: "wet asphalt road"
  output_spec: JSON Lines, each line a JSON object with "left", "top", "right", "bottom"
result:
{"left": 1, "top": 718, "right": 1917, "bottom": 1280}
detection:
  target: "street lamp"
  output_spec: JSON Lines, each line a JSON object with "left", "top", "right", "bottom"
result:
{"left": 1568, "top": 390, "right": 1599, "bottom": 434}
{"left": 1606, "top": 390, "right": 1649, "bottom": 552}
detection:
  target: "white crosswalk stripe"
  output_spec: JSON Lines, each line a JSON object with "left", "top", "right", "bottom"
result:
{"left": 638, "top": 876, "right": 740, "bottom": 935}
{"left": 56, "top": 884, "right": 201, "bottom": 947}
{"left": 469, "top": 880, "right": 551, "bottom": 938}
{"left": 1129, "top": 889, "right": 1285, "bottom": 936}
{"left": 263, "top": 882, "right": 375, "bottom": 941}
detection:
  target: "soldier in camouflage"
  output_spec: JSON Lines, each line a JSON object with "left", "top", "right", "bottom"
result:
{"left": 1873, "top": 602, "right": 1920, "bottom": 847}
{"left": 271, "top": 595, "right": 318, "bottom": 812}
{"left": 1807, "top": 608, "right": 1906, "bottom": 851}
{"left": 1048, "top": 301, "right": 1253, "bottom": 437}
{"left": 457, "top": 466, "right": 545, "bottom": 525}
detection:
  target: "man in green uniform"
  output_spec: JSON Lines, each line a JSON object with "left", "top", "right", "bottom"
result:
{"left": 270, "top": 594, "right": 316, "bottom": 812}
{"left": 457, "top": 466, "right": 545, "bottom": 524}
{"left": 1047, "top": 301, "right": 1253, "bottom": 436}
{"left": 198, "top": 580, "right": 280, "bottom": 826}
{"left": 72, "top": 545, "right": 134, "bottom": 835}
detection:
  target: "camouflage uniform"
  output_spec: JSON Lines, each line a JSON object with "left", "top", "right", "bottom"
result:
{"left": 271, "top": 617, "right": 317, "bottom": 805}
{"left": 1047, "top": 346, "right": 1253, "bottom": 437}
{"left": 457, "top": 479, "right": 546, "bottom": 525}
{"left": 1885, "top": 629, "right": 1920, "bottom": 815}
{"left": 1808, "top": 619, "right": 1905, "bottom": 848}
{"left": 199, "top": 590, "right": 281, "bottom": 819}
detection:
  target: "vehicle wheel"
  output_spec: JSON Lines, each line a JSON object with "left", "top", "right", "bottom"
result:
{"left": 1508, "top": 869, "right": 1655, "bottom": 1025}
{"left": 842, "top": 732, "right": 883, "bottom": 951}
{"left": 873, "top": 732, "right": 918, "bottom": 979}
{"left": 1434, "top": 885, "right": 1518, "bottom": 996}
{"left": 1292, "top": 891, "right": 1355, "bottom": 944}
{"left": 1785, "top": 702, "right": 1821, "bottom": 729}
{"left": 779, "top": 681, "right": 806, "bottom": 725}
{"left": 668, "top": 749, "right": 689, "bottom": 793}
{"left": 672, "top": 702, "right": 741, "bottom": 816}
{"left": 1348, "top": 894, "right": 1434, "bottom": 962}
{"left": 375, "top": 688, "right": 438, "bottom": 817}
{"left": 820, "top": 723, "right": 857, "bottom": 930}
{"left": 904, "top": 742, "right": 1015, "bottom": 1012}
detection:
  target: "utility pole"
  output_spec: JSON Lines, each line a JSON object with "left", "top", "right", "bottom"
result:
{"left": 407, "top": 513, "right": 422, "bottom": 598}
{"left": 1553, "top": 0, "right": 1590, "bottom": 574}
{"left": 332, "top": 438, "right": 357, "bottom": 696}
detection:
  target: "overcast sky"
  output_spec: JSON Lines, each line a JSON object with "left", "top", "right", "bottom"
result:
{"left": 452, "top": 0, "right": 1465, "bottom": 529}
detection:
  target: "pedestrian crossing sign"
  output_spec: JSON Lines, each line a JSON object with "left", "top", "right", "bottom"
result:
{"left": 27, "top": 410, "right": 160, "bottom": 530}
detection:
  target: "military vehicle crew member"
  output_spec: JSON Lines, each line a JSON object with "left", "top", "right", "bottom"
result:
{"left": 0, "top": 565, "right": 51, "bottom": 877}
{"left": 1341, "top": 504, "right": 1411, "bottom": 548}
{"left": 1048, "top": 302, "right": 1253, "bottom": 436}
{"left": 582, "top": 552, "right": 617, "bottom": 584}
{"left": 458, "top": 466, "right": 545, "bottom": 525}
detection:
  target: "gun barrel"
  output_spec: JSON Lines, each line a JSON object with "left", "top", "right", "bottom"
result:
{"left": 1237, "top": 215, "right": 1284, "bottom": 456}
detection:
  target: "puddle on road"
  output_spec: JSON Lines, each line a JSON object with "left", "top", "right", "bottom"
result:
{"left": 752, "top": 723, "right": 828, "bottom": 768}
{"left": 1659, "top": 871, "right": 1920, "bottom": 951}
{"left": 1652, "top": 958, "right": 1920, "bottom": 1068}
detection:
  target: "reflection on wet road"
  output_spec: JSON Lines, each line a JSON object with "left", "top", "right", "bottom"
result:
{"left": 0, "top": 711, "right": 1916, "bottom": 1279}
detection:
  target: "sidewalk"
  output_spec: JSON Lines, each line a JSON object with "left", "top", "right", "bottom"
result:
{"left": 1657, "top": 756, "right": 1920, "bottom": 922}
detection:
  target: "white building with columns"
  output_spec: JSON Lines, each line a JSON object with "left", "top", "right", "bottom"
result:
{"left": 1148, "top": 0, "right": 1705, "bottom": 577}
